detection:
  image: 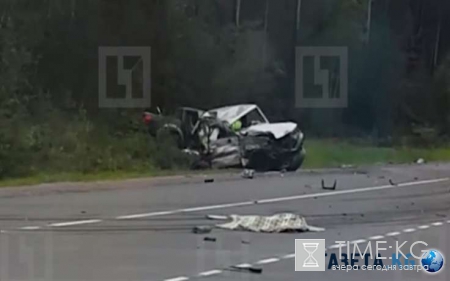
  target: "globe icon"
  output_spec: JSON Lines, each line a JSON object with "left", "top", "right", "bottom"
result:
{"left": 421, "top": 249, "right": 444, "bottom": 273}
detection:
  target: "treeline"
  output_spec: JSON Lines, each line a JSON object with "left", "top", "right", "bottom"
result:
{"left": 0, "top": 0, "right": 450, "bottom": 178}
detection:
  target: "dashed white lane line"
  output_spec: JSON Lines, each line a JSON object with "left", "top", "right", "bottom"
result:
{"left": 49, "top": 219, "right": 102, "bottom": 227}
{"left": 234, "top": 263, "right": 252, "bottom": 268}
{"left": 116, "top": 178, "right": 449, "bottom": 221}
{"left": 281, "top": 253, "right": 296, "bottom": 259}
{"left": 255, "top": 258, "right": 280, "bottom": 265}
{"left": 117, "top": 211, "right": 179, "bottom": 220}
{"left": 350, "top": 239, "right": 367, "bottom": 244}
{"left": 368, "top": 235, "right": 385, "bottom": 240}
{"left": 164, "top": 277, "right": 189, "bottom": 281}
{"left": 328, "top": 244, "right": 344, "bottom": 249}
{"left": 197, "top": 270, "right": 222, "bottom": 277}
{"left": 20, "top": 226, "right": 41, "bottom": 230}
{"left": 386, "top": 231, "right": 401, "bottom": 237}
{"left": 161, "top": 219, "right": 449, "bottom": 281}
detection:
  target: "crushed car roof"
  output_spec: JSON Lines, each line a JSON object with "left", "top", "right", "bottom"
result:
{"left": 208, "top": 104, "right": 269, "bottom": 125}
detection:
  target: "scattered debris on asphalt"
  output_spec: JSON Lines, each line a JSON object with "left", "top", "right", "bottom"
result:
{"left": 241, "top": 240, "right": 251, "bottom": 245}
{"left": 414, "top": 177, "right": 419, "bottom": 180}
{"left": 322, "top": 179, "right": 337, "bottom": 190}
{"left": 208, "top": 213, "right": 325, "bottom": 233}
{"left": 204, "top": 237, "right": 217, "bottom": 242}
{"left": 204, "top": 178, "right": 215, "bottom": 183}
{"left": 242, "top": 169, "right": 255, "bottom": 179}
{"left": 229, "top": 265, "right": 263, "bottom": 274}
{"left": 389, "top": 179, "right": 397, "bottom": 186}
{"left": 192, "top": 226, "right": 213, "bottom": 234}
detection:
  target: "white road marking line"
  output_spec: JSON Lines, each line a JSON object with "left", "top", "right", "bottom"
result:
{"left": 164, "top": 277, "right": 189, "bottom": 281}
{"left": 328, "top": 244, "right": 345, "bottom": 249}
{"left": 403, "top": 228, "right": 416, "bottom": 233}
{"left": 447, "top": 220, "right": 450, "bottom": 224}
{"left": 116, "top": 178, "right": 449, "bottom": 220}
{"left": 234, "top": 263, "right": 252, "bottom": 268}
{"left": 281, "top": 253, "right": 295, "bottom": 259}
{"left": 20, "top": 226, "right": 41, "bottom": 230}
{"left": 49, "top": 219, "right": 102, "bottom": 227}
{"left": 368, "top": 235, "right": 385, "bottom": 240}
{"left": 198, "top": 270, "right": 222, "bottom": 277}
{"left": 256, "top": 258, "right": 280, "bottom": 265}
{"left": 431, "top": 222, "right": 443, "bottom": 227}
{"left": 117, "top": 211, "right": 177, "bottom": 220}
{"left": 256, "top": 178, "right": 448, "bottom": 205}
{"left": 350, "top": 239, "right": 367, "bottom": 244}
{"left": 418, "top": 225, "right": 430, "bottom": 230}
{"left": 386, "top": 231, "right": 401, "bottom": 237}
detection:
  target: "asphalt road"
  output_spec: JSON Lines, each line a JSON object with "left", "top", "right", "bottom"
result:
{"left": 0, "top": 163, "right": 449, "bottom": 281}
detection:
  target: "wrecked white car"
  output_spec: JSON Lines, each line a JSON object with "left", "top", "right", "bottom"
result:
{"left": 143, "top": 104, "right": 306, "bottom": 171}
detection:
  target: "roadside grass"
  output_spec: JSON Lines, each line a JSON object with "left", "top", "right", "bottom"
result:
{"left": 304, "top": 139, "right": 450, "bottom": 168}
{"left": 0, "top": 168, "right": 237, "bottom": 188}
{"left": 2, "top": 139, "right": 450, "bottom": 187}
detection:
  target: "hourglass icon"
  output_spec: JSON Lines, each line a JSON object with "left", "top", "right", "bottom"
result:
{"left": 303, "top": 242, "right": 319, "bottom": 267}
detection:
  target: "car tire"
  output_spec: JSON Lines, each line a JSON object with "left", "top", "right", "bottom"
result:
{"left": 286, "top": 148, "right": 305, "bottom": 172}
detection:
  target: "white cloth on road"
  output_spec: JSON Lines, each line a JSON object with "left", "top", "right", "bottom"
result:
{"left": 208, "top": 213, "right": 324, "bottom": 233}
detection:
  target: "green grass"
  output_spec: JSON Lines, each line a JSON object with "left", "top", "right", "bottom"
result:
{"left": 0, "top": 168, "right": 237, "bottom": 187}
{"left": 2, "top": 139, "right": 450, "bottom": 187}
{"left": 304, "top": 139, "right": 450, "bottom": 168}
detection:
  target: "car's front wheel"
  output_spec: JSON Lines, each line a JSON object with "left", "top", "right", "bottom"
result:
{"left": 286, "top": 148, "right": 306, "bottom": 171}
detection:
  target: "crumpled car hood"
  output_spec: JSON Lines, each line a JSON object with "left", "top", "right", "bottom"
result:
{"left": 243, "top": 122, "right": 298, "bottom": 139}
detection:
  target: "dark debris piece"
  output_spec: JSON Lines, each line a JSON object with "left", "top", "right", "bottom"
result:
{"left": 204, "top": 237, "right": 217, "bottom": 242}
{"left": 192, "top": 226, "right": 212, "bottom": 234}
{"left": 230, "top": 266, "right": 263, "bottom": 274}
{"left": 322, "top": 179, "right": 337, "bottom": 190}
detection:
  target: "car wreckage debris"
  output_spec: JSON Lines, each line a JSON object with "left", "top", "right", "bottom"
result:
{"left": 204, "top": 178, "right": 215, "bottom": 183}
{"left": 389, "top": 179, "right": 397, "bottom": 186}
{"left": 203, "top": 237, "right": 217, "bottom": 242}
{"left": 207, "top": 213, "right": 324, "bottom": 233}
{"left": 241, "top": 169, "right": 255, "bottom": 179}
{"left": 229, "top": 265, "right": 263, "bottom": 274}
{"left": 143, "top": 104, "right": 306, "bottom": 171}
{"left": 192, "top": 226, "right": 213, "bottom": 234}
{"left": 321, "top": 179, "right": 337, "bottom": 190}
